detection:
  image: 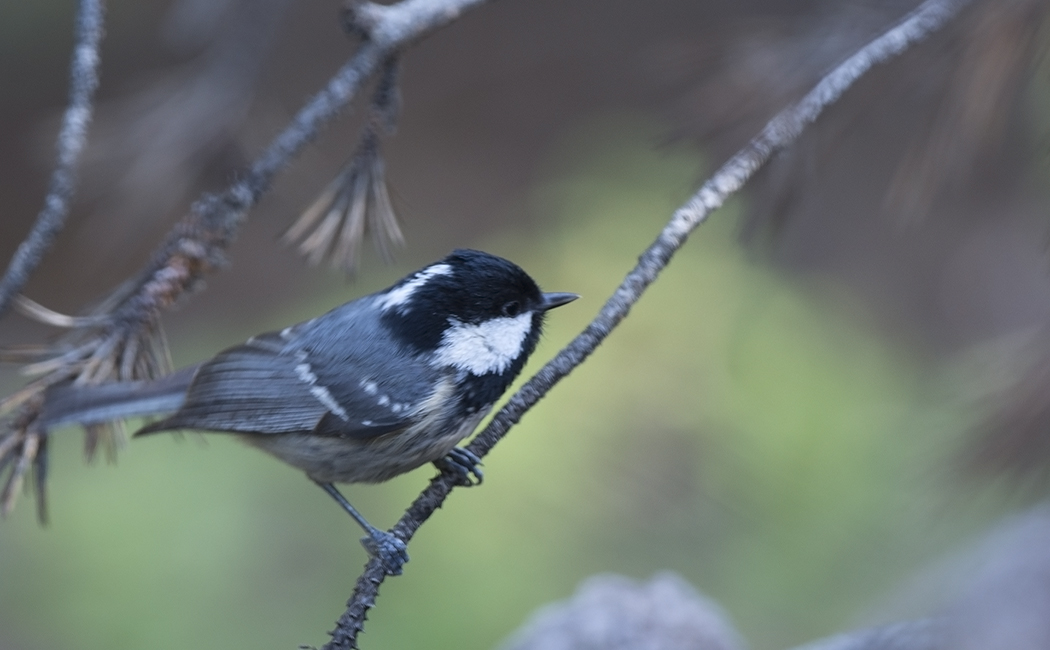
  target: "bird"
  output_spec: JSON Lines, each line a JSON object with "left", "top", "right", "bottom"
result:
{"left": 39, "top": 249, "right": 578, "bottom": 574}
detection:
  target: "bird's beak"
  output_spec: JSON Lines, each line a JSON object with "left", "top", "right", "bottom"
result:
{"left": 540, "top": 292, "right": 579, "bottom": 311}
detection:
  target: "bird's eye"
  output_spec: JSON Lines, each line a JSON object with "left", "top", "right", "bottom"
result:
{"left": 502, "top": 300, "right": 521, "bottom": 317}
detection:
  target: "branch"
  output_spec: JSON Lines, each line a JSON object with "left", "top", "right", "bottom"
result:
{"left": 0, "top": 0, "right": 496, "bottom": 522}
{"left": 0, "top": 0, "right": 105, "bottom": 317}
{"left": 75, "top": 0, "right": 293, "bottom": 243}
{"left": 1, "top": 0, "right": 494, "bottom": 355}
{"left": 322, "top": 0, "right": 976, "bottom": 646}
{"left": 113, "top": 0, "right": 498, "bottom": 333}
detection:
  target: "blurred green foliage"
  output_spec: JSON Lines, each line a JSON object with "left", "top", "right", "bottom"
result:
{"left": 0, "top": 118, "right": 996, "bottom": 650}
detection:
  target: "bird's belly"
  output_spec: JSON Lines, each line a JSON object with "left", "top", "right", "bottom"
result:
{"left": 239, "top": 409, "right": 488, "bottom": 484}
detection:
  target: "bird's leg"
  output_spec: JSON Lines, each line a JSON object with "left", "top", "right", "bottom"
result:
{"left": 314, "top": 480, "right": 408, "bottom": 575}
{"left": 433, "top": 447, "right": 483, "bottom": 486}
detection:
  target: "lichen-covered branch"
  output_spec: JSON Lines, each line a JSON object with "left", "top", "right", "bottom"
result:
{"left": 0, "top": 0, "right": 105, "bottom": 316}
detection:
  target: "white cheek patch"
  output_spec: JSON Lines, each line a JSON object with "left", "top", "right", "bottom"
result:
{"left": 378, "top": 263, "right": 452, "bottom": 313}
{"left": 433, "top": 312, "right": 533, "bottom": 375}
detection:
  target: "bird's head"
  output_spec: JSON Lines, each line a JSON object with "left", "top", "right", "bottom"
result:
{"left": 379, "top": 249, "right": 578, "bottom": 377}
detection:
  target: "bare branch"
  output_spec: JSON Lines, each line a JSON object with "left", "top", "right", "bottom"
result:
{"left": 345, "top": 0, "right": 490, "bottom": 45}
{"left": 83, "top": 0, "right": 498, "bottom": 361}
{"left": 322, "top": 0, "right": 976, "bottom": 646}
{"left": 0, "top": 0, "right": 105, "bottom": 316}
{"left": 79, "top": 0, "right": 292, "bottom": 250}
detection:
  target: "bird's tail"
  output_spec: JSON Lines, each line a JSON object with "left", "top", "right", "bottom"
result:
{"left": 39, "top": 366, "right": 199, "bottom": 430}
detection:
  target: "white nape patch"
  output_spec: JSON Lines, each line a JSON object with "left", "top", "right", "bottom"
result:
{"left": 295, "top": 362, "right": 349, "bottom": 421}
{"left": 378, "top": 263, "right": 453, "bottom": 313}
{"left": 432, "top": 312, "right": 533, "bottom": 375}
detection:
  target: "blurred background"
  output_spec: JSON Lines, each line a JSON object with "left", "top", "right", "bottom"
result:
{"left": 2, "top": 0, "right": 1050, "bottom": 649}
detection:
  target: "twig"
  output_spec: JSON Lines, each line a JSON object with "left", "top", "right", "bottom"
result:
{"left": 0, "top": 0, "right": 105, "bottom": 317}
{"left": 86, "top": 0, "right": 498, "bottom": 366}
{"left": 1, "top": 0, "right": 494, "bottom": 341}
{"left": 0, "top": 0, "right": 496, "bottom": 524}
{"left": 283, "top": 55, "right": 405, "bottom": 272}
{"left": 321, "top": 0, "right": 975, "bottom": 647}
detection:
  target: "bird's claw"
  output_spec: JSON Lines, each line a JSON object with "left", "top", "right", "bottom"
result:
{"left": 435, "top": 447, "right": 483, "bottom": 486}
{"left": 360, "top": 530, "right": 409, "bottom": 575}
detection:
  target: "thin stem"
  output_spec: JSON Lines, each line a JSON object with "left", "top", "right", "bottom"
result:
{"left": 0, "top": 0, "right": 106, "bottom": 316}
{"left": 321, "top": 0, "right": 975, "bottom": 647}
{"left": 105, "top": 0, "right": 500, "bottom": 341}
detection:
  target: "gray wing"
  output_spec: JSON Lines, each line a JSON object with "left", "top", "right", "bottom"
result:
{"left": 294, "top": 306, "right": 443, "bottom": 439}
{"left": 140, "top": 312, "right": 436, "bottom": 439}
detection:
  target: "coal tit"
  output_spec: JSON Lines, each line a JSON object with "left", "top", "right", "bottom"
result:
{"left": 41, "top": 249, "right": 578, "bottom": 574}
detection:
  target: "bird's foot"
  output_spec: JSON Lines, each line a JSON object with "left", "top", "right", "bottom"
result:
{"left": 435, "top": 447, "right": 483, "bottom": 486}
{"left": 360, "top": 530, "right": 409, "bottom": 576}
